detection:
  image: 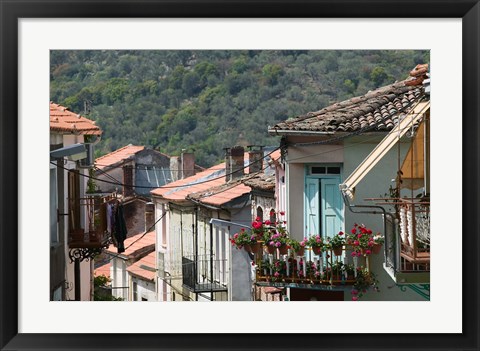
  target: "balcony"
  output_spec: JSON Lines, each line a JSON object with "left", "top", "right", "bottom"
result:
{"left": 68, "top": 195, "right": 114, "bottom": 254}
{"left": 381, "top": 198, "right": 430, "bottom": 284}
{"left": 254, "top": 245, "right": 372, "bottom": 291}
{"left": 182, "top": 255, "right": 228, "bottom": 293}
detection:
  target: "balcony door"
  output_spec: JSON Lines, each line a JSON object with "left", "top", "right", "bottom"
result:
{"left": 305, "top": 166, "right": 344, "bottom": 239}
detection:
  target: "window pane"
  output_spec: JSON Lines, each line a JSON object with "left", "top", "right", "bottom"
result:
{"left": 311, "top": 166, "right": 326, "bottom": 174}
{"left": 327, "top": 167, "right": 341, "bottom": 174}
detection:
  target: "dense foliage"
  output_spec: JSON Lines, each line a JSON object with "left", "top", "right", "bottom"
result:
{"left": 50, "top": 50, "right": 429, "bottom": 167}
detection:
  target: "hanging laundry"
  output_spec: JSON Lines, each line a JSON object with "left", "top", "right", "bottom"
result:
{"left": 114, "top": 203, "right": 128, "bottom": 253}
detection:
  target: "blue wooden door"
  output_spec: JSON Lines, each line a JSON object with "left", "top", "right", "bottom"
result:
{"left": 321, "top": 178, "right": 344, "bottom": 237}
{"left": 305, "top": 177, "right": 344, "bottom": 239}
{"left": 305, "top": 178, "right": 319, "bottom": 237}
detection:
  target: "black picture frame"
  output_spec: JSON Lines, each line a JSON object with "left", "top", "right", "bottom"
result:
{"left": 1, "top": 1, "right": 478, "bottom": 350}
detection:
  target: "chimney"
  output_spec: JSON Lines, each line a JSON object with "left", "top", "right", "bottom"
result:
{"left": 224, "top": 148, "right": 232, "bottom": 182}
{"left": 181, "top": 151, "right": 195, "bottom": 179}
{"left": 123, "top": 165, "right": 134, "bottom": 197}
{"left": 248, "top": 145, "right": 264, "bottom": 174}
{"left": 145, "top": 202, "right": 155, "bottom": 233}
{"left": 169, "top": 156, "right": 180, "bottom": 182}
{"left": 229, "top": 145, "right": 245, "bottom": 181}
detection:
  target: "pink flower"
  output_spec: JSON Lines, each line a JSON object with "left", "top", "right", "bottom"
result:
{"left": 351, "top": 289, "right": 358, "bottom": 295}
{"left": 255, "top": 216, "right": 261, "bottom": 221}
{"left": 275, "top": 242, "right": 281, "bottom": 247}
{"left": 234, "top": 233, "right": 239, "bottom": 239}
{"left": 279, "top": 211, "right": 285, "bottom": 216}
{"left": 354, "top": 240, "right": 360, "bottom": 246}
{"left": 352, "top": 296, "right": 358, "bottom": 301}
{"left": 338, "top": 231, "right": 344, "bottom": 236}
{"left": 356, "top": 251, "right": 362, "bottom": 257}
{"left": 265, "top": 220, "right": 271, "bottom": 226}
{"left": 351, "top": 228, "right": 356, "bottom": 234}
{"left": 351, "top": 251, "right": 357, "bottom": 257}
{"left": 365, "top": 249, "right": 371, "bottom": 255}
{"left": 358, "top": 234, "right": 362, "bottom": 238}
{"left": 274, "top": 272, "right": 280, "bottom": 277}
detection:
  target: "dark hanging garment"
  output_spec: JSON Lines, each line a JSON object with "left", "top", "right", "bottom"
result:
{"left": 114, "top": 203, "right": 128, "bottom": 253}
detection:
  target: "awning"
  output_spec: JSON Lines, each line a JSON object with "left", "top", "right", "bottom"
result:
{"left": 399, "top": 119, "right": 428, "bottom": 190}
{"left": 340, "top": 101, "right": 430, "bottom": 199}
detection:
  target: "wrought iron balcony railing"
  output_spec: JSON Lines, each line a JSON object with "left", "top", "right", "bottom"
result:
{"left": 182, "top": 255, "right": 228, "bottom": 293}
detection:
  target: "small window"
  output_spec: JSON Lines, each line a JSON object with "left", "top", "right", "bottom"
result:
{"left": 269, "top": 209, "right": 276, "bottom": 224}
{"left": 310, "top": 165, "right": 341, "bottom": 175}
{"left": 133, "top": 282, "right": 138, "bottom": 301}
{"left": 327, "top": 167, "right": 341, "bottom": 174}
{"left": 256, "top": 206, "right": 263, "bottom": 221}
{"left": 311, "top": 166, "right": 326, "bottom": 174}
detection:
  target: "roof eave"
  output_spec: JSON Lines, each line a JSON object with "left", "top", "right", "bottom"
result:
{"left": 268, "top": 129, "right": 336, "bottom": 136}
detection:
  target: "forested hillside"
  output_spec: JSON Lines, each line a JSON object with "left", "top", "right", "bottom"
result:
{"left": 50, "top": 50, "right": 429, "bottom": 167}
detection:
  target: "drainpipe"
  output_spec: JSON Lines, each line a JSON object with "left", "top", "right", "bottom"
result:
{"left": 341, "top": 192, "right": 397, "bottom": 272}
{"left": 210, "top": 221, "right": 214, "bottom": 301}
{"left": 74, "top": 258, "right": 80, "bottom": 301}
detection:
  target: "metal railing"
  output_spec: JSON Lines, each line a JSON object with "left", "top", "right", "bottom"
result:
{"left": 398, "top": 198, "right": 430, "bottom": 271}
{"left": 182, "top": 255, "right": 228, "bottom": 293}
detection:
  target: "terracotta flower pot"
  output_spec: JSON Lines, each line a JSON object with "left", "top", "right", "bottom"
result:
{"left": 333, "top": 246, "right": 343, "bottom": 256}
{"left": 278, "top": 245, "right": 289, "bottom": 255}
{"left": 266, "top": 245, "right": 275, "bottom": 255}
{"left": 251, "top": 242, "right": 263, "bottom": 254}
{"left": 296, "top": 247, "right": 305, "bottom": 256}
{"left": 312, "top": 246, "right": 322, "bottom": 255}
{"left": 372, "top": 243, "right": 382, "bottom": 254}
{"left": 243, "top": 244, "right": 252, "bottom": 253}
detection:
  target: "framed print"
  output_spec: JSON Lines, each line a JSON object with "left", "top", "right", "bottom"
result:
{"left": 1, "top": 1, "right": 479, "bottom": 350}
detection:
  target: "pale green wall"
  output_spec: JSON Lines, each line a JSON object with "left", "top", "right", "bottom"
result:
{"left": 284, "top": 136, "right": 427, "bottom": 301}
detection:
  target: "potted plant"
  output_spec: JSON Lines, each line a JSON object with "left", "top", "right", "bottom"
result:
{"left": 307, "top": 234, "right": 324, "bottom": 255}
{"left": 288, "top": 237, "right": 308, "bottom": 256}
{"left": 351, "top": 267, "right": 380, "bottom": 301}
{"left": 262, "top": 218, "right": 290, "bottom": 255}
{"left": 229, "top": 228, "right": 258, "bottom": 253}
{"left": 348, "top": 223, "right": 377, "bottom": 257}
{"left": 372, "top": 234, "right": 385, "bottom": 254}
{"left": 344, "top": 263, "right": 356, "bottom": 281}
{"left": 328, "top": 231, "right": 345, "bottom": 256}
{"left": 331, "top": 261, "right": 344, "bottom": 281}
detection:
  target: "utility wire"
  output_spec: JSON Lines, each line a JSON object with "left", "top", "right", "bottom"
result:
{"left": 49, "top": 146, "right": 280, "bottom": 190}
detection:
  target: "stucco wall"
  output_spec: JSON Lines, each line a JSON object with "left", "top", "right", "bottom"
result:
{"left": 283, "top": 135, "right": 426, "bottom": 301}
{"left": 230, "top": 206, "right": 255, "bottom": 301}
{"left": 131, "top": 276, "right": 156, "bottom": 301}
{"left": 342, "top": 138, "right": 424, "bottom": 301}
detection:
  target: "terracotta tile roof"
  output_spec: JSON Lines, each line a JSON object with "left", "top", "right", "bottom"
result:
{"left": 187, "top": 179, "right": 252, "bottom": 206}
{"left": 127, "top": 251, "right": 156, "bottom": 281}
{"left": 50, "top": 102, "right": 102, "bottom": 135}
{"left": 151, "top": 161, "right": 229, "bottom": 201}
{"left": 94, "top": 262, "right": 111, "bottom": 279}
{"left": 151, "top": 150, "right": 280, "bottom": 206}
{"left": 269, "top": 65, "right": 428, "bottom": 134}
{"left": 106, "top": 230, "right": 155, "bottom": 257}
{"left": 95, "top": 144, "right": 145, "bottom": 169}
